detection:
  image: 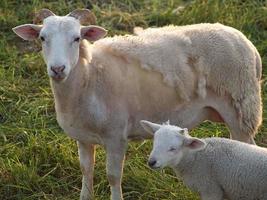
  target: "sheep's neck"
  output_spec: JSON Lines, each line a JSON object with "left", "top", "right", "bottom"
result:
{"left": 50, "top": 43, "right": 93, "bottom": 114}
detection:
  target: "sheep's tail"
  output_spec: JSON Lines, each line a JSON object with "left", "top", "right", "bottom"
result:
{"left": 231, "top": 47, "right": 262, "bottom": 138}
{"left": 255, "top": 48, "right": 262, "bottom": 81}
{"left": 237, "top": 49, "right": 262, "bottom": 137}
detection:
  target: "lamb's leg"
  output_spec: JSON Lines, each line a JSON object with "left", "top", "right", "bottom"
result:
{"left": 78, "top": 141, "right": 95, "bottom": 200}
{"left": 105, "top": 137, "right": 127, "bottom": 200}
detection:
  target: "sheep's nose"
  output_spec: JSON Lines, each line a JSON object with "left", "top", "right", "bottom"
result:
{"left": 51, "top": 65, "right": 65, "bottom": 74}
{"left": 148, "top": 158, "right": 157, "bottom": 168}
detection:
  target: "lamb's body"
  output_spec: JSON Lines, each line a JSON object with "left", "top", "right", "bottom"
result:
{"left": 176, "top": 138, "right": 267, "bottom": 200}
{"left": 143, "top": 122, "right": 267, "bottom": 200}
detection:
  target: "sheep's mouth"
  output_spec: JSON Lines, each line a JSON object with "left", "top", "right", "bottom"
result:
{"left": 51, "top": 74, "right": 66, "bottom": 82}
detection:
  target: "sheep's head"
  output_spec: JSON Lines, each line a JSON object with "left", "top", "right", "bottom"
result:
{"left": 140, "top": 120, "right": 206, "bottom": 169}
{"left": 12, "top": 9, "right": 107, "bottom": 82}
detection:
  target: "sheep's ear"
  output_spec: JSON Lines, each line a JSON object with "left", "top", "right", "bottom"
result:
{"left": 140, "top": 120, "right": 161, "bottom": 135}
{"left": 184, "top": 137, "right": 206, "bottom": 151}
{"left": 81, "top": 25, "right": 107, "bottom": 42}
{"left": 12, "top": 24, "right": 42, "bottom": 41}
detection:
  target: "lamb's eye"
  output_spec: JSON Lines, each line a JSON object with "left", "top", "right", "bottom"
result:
{"left": 40, "top": 36, "right": 45, "bottom": 42}
{"left": 168, "top": 147, "right": 177, "bottom": 152}
{"left": 74, "top": 37, "right": 80, "bottom": 42}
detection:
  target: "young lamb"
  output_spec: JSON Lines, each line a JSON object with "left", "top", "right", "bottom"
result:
{"left": 141, "top": 120, "right": 267, "bottom": 200}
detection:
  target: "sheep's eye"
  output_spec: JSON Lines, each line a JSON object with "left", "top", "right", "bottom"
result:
{"left": 168, "top": 147, "right": 177, "bottom": 152}
{"left": 40, "top": 36, "right": 45, "bottom": 42}
{"left": 74, "top": 37, "right": 80, "bottom": 42}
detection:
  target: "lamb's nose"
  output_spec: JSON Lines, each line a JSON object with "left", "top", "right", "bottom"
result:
{"left": 51, "top": 65, "right": 65, "bottom": 74}
{"left": 148, "top": 158, "right": 157, "bottom": 168}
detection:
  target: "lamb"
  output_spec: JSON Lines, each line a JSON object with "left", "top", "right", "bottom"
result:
{"left": 12, "top": 8, "right": 262, "bottom": 200}
{"left": 141, "top": 120, "right": 267, "bottom": 200}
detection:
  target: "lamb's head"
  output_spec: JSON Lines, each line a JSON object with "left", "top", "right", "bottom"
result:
{"left": 140, "top": 120, "right": 206, "bottom": 169}
{"left": 12, "top": 9, "right": 107, "bottom": 82}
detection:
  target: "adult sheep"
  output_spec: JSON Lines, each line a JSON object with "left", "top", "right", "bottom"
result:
{"left": 12, "top": 9, "right": 262, "bottom": 200}
{"left": 141, "top": 120, "right": 267, "bottom": 200}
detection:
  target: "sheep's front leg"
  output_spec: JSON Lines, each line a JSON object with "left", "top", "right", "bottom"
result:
{"left": 78, "top": 141, "right": 95, "bottom": 200}
{"left": 105, "top": 137, "right": 127, "bottom": 200}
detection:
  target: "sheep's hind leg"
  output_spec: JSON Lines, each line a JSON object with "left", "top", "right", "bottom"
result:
{"left": 216, "top": 106, "right": 256, "bottom": 144}
{"left": 78, "top": 141, "right": 96, "bottom": 200}
{"left": 206, "top": 93, "right": 256, "bottom": 144}
{"left": 230, "top": 129, "right": 255, "bottom": 144}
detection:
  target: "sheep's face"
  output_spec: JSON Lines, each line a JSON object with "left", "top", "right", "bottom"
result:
{"left": 39, "top": 16, "right": 81, "bottom": 81}
{"left": 12, "top": 11, "right": 107, "bottom": 82}
{"left": 140, "top": 120, "right": 206, "bottom": 169}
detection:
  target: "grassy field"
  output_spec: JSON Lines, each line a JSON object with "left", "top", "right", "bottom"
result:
{"left": 1, "top": 0, "right": 267, "bottom": 199}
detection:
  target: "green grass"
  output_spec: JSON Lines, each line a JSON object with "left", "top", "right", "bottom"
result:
{"left": 1, "top": 0, "right": 267, "bottom": 199}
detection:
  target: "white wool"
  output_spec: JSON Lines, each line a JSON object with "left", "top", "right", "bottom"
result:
{"left": 94, "top": 28, "right": 194, "bottom": 100}
{"left": 94, "top": 23, "right": 262, "bottom": 135}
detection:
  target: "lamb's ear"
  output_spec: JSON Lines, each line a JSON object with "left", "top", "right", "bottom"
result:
{"left": 12, "top": 24, "right": 42, "bottom": 41}
{"left": 140, "top": 120, "right": 161, "bottom": 135}
{"left": 181, "top": 128, "right": 189, "bottom": 136}
{"left": 81, "top": 25, "right": 107, "bottom": 42}
{"left": 184, "top": 137, "right": 206, "bottom": 151}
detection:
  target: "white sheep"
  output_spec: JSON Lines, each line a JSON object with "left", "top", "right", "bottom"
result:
{"left": 13, "top": 8, "right": 262, "bottom": 200}
{"left": 141, "top": 120, "right": 267, "bottom": 200}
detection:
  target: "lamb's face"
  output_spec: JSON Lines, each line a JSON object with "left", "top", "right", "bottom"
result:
{"left": 148, "top": 126, "right": 186, "bottom": 169}
{"left": 12, "top": 9, "right": 107, "bottom": 82}
{"left": 140, "top": 120, "right": 206, "bottom": 169}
